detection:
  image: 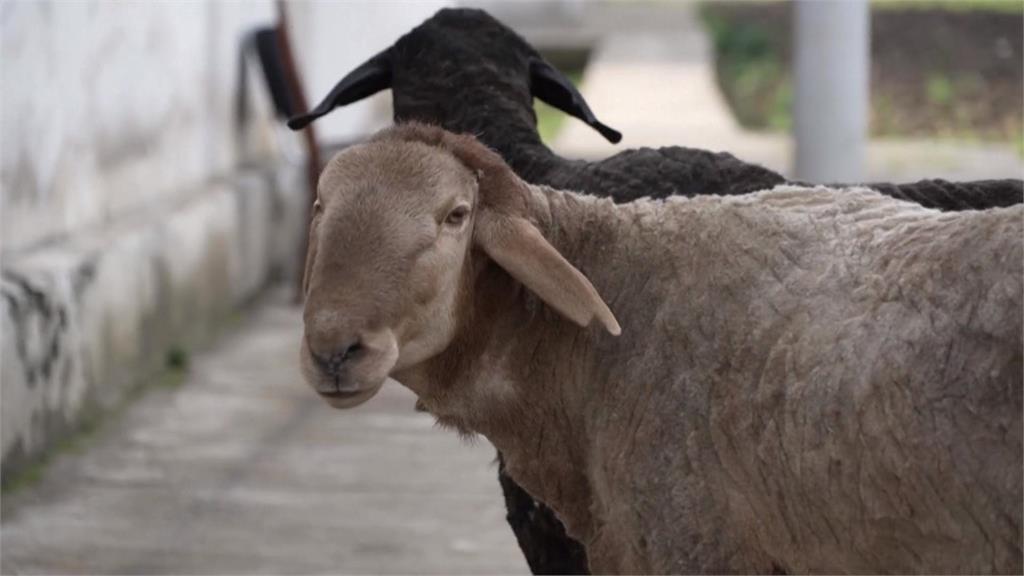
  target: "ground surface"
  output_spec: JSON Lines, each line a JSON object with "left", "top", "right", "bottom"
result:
{"left": 1, "top": 293, "right": 528, "bottom": 575}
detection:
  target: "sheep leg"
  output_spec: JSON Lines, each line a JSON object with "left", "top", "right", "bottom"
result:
{"left": 497, "top": 453, "right": 590, "bottom": 575}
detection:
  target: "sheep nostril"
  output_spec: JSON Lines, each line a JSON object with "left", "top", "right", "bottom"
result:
{"left": 311, "top": 341, "right": 363, "bottom": 376}
{"left": 340, "top": 341, "right": 363, "bottom": 362}
{"left": 322, "top": 341, "right": 363, "bottom": 373}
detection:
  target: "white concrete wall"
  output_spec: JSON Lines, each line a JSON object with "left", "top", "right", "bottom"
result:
{"left": 1, "top": 164, "right": 307, "bottom": 474}
{"left": 287, "top": 1, "right": 450, "bottom": 144}
{"left": 1, "top": 1, "right": 449, "bottom": 256}
{"left": 1, "top": 2, "right": 275, "bottom": 254}
{"left": 0, "top": 1, "right": 449, "bottom": 479}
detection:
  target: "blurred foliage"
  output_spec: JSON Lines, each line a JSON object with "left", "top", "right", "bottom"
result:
{"left": 926, "top": 74, "right": 955, "bottom": 107}
{"left": 700, "top": 1, "right": 1023, "bottom": 147}
{"left": 700, "top": 4, "right": 792, "bottom": 131}
{"left": 166, "top": 346, "right": 190, "bottom": 372}
{"left": 873, "top": 0, "right": 1023, "bottom": 14}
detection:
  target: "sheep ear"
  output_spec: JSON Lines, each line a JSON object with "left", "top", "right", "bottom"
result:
{"left": 475, "top": 212, "right": 621, "bottom": 336}
{"left": 530, "top": 58, "right": 622, "bottom": 144}
{"left": 288, "top": 48, "right": 392, "bottom": 130}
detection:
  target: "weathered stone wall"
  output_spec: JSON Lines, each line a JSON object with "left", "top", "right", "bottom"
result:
{"left": 1, "top": 2, "right": 275, "bottom": 253}
{"left": 1, "top": 167, "right": 307, "bottom": 478}
{"left": 1, "top": 1, "right": 448, "bottom": 254}
{"left": 287, "top": 1, "right": 449, "bottom": 144}
{"left": 1, "top": 1, "right": 447, "bottom": 480}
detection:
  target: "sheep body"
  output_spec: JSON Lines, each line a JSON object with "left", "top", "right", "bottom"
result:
{"left": 298, "top": 7, "right": 1024, "bottom": 212}
{"left": 418, "top": 181, "right": 1023, "bottom": 574}
{"left": 302, "top": 126, "right": 1022, "bottom": 573}
{"left": 294, "top": 9, "right": 1023, "bottom": 571}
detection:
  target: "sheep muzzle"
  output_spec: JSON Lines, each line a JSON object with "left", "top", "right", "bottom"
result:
{"left": 300, "top": 321, "right": 398, "bottom": 409}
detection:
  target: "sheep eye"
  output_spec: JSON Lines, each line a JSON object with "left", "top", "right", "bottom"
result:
{"left": 445, "top": 205, "right": 469, "bottom": 226}
{"left": 313, "top": 199, "right": 322, "bottom": 213}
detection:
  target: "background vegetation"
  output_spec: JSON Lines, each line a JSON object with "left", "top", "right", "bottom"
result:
{"left": 699, "top": 1, "right": 1023, "bottom": 149}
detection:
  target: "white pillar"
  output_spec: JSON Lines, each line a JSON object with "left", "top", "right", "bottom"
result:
{"left": 793, "top": 0, "right": 869, "bottom": 183}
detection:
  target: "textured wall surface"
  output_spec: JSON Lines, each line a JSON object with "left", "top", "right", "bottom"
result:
{"left": 1, "top": 165, "right": 307, "bottom": 479}
{"left": 1, "top": 1, "right": 450, "bottom": 479}
{"left": 288, "top": 1, "right": 450, "bottom": 144}
{"left": 1, "top": 2, "right": 274, "bottom": 253}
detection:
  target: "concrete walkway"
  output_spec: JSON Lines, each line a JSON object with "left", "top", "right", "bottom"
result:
{"left": 549, "top": 3, "right": 754, "bottom": 158}
{"left": 1, "top": 291, "right": 528, "bottom": 575}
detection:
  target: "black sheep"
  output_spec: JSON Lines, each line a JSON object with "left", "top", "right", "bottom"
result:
{"left": 290, "top": 8, "right": 1022, "bottom": 210}
{"left": 289, "top": 8, "right": 1024, "bottom": 574}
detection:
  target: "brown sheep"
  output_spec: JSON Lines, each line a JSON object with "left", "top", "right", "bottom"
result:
{"left": 299, "top": 123, "right": 1023, "bottom": 574}
{"left": 291, "top": 10, "right": 1023, "bottom": 572}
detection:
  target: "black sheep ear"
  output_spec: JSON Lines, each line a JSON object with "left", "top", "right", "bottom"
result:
{"left": 287, "top": 48, "right": 393, "bottom": 130}
{"left": 529, "top": 58, "right": 622, "bottom": 144}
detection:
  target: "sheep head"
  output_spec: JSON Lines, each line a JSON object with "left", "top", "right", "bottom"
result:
{"left": 300, "top": 123, "right": 620, "bottom": 408}
{"left": 287, "top": 8, "right": 621, "bottom": 144}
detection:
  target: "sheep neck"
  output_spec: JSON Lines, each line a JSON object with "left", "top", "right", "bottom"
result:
{"left": 395, "top": 182, "right": 1024, "bottom": 573}
{"left": 396, "top": 84, "right": 586, "bottom": 192}
{"left": 396, "top": 184, "right": 661, "bottom": 549}
{"left": 394, "top": 84, "right": 554, "bottom": 162}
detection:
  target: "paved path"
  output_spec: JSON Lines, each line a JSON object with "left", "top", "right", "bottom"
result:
{"left": 548, "top": 3, "right": 754, "bottom": 158}
{"left": 1, "top": 292, "right": 528, "bottom": 575}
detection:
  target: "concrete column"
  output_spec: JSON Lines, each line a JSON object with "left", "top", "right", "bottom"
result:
{"left": 793, "top": 0, "right": 870, "bottom": 183}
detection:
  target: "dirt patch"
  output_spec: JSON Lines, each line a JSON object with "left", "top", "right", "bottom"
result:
{"left": 700, "top": 2, "right": 1023, "bottom": 143}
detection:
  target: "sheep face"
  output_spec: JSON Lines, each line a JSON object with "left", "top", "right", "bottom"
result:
{"left": 300, "top": 124, "right": 619, "bottom": 409}
{"left": 301, "top": 140, "right": 476, "bottom": 408}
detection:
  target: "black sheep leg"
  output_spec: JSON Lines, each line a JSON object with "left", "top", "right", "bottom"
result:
{"left": 497, "top": 453, "right": 590, "bottom": 575}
